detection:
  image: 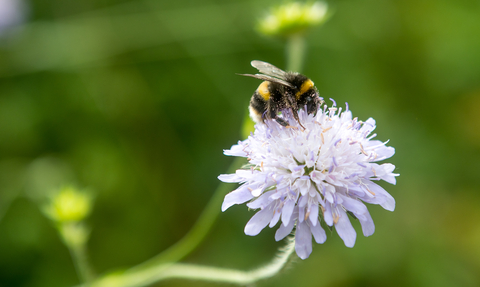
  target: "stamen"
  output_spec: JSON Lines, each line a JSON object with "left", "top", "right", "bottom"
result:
{"left": 359, "top": 143, "right": 368, "bottom": 156}
{"left": 333, "top": 213, "right": 340, "bottom": 224}
{"left": 305, "top": 210, "right": 310, "bottom": 221}
{"left": 366, "top": 188, "right": 376, "bottom": 196}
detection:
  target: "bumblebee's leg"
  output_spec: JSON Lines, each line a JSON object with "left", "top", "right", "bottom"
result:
{"left": 266, "top": 104, "right": 289, "bottom": 127}
{"left": 285, "top": 95, "right": 305, "bottom": 130}
{"left": 271, "top": 110, "right": 299, "bottom": 129}
{"left": 275, "top": 116, "right": 290, "bottom": 127}
{"left": 306, "top": 94, "right": 324, "bottom": 115}
{"left": 290, "top": 109, "right": 305, "bottom": 130}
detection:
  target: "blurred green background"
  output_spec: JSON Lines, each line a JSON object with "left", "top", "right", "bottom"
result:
{"left": 1, "top": 0, "right": 480, "bottom": 286}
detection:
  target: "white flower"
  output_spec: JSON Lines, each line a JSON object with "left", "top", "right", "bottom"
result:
{"left": 219, "top": 100, "right": 399, "bottom": 259}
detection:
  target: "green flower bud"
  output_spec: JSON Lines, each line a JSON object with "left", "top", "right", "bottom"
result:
{"left": 257, "top": 2, "right": 329, "bottom": 38}
{"left": 44, "top": 186, "right": 92, "bottom": 223}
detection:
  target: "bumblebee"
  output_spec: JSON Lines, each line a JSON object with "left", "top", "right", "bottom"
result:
{"left": 239, "top": 60, "right": 323, "bottom": 129}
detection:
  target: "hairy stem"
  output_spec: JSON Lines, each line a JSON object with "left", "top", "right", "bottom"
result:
{"left": 152, "top": 236, "right": 296, "bottom": 285}
{"left": 84, "top": 236, "right": 296, "bottom": 287}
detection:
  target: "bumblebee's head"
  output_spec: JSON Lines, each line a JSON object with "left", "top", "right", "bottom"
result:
{"left": 288, "top": 76, "right": 318, "bottom": 112}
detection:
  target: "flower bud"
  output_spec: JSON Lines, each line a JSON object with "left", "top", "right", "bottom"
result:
{"left": 44, "top": 186, "right": 92, "bottom": 223}
{"left": 257, "top": 2, "right": 329, "bottom": 38}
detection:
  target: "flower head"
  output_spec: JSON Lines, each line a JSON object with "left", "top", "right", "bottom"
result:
{"left": 219, "top": 100, "right": 398, "bottom": 259}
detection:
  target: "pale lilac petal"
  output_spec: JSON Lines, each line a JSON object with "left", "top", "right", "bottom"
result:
{"left": 269, "top": 209, "right": 281, "bottom": 227}
{"left": 369, "top": 163, "right": 398, "bottom": 184}
{"left": 247, "top": 190, "right": 275, "bottom": 209}
{"left": 235, "top": 169, "right": 255, "bottom": 178}
{"left": 335, "top": 209, "right": 356, "bottom": 248}
{"left": 218, "top": 174, "right": 243, "bottom": 183}
{"left": 250, "top": 187, "right": 263, "bottom": 197}
{"left": 365, "top": 139, "right": 383, "bottom": 147}
{"left": 378, "top": 163, "right": 398, "bottom": 184}
{"left": 298, "top": 204, "right": 305, "bottom": 223}
{"left": 297, "top": 179, "right": 310, "bottom": 196}
{"left": 298, "top": 195, "right": 308, "bottom": 207}
{"left": 281, "top": 199, "right": 295, "bottom": 226}
{"left": 244, "top": 207, "right": 274, "bottom": 236}
{"left": 359, "top": 209, "right": 375, "bottom": 236}
{"left": 323, "top": 203, "right": 333, "bottom": 226}
{"left": 224, "top": 143, "right": 246, "bottom": 156}
{"left": 339, "top": 195, "right": 368, "bottom": 221}
{"left": 373, "top": 146, "right": 395, "bottom": 161}
{"left": 275, "top": 216, "right": 295, "bottom": 241}
{"left": 222, "top": 187, "right": 254, "bottom": 211}
{"left": 308, "top": 203, "right": 319, "bottom": 226}
{"left": 364, "top": 181, "right": 395, "bottom": 211}
{"left": 381, "top": 173, "right": 397, "bottom": 185}
{"left": 324, "top": 185, "right": 335, "bottom": 203}
{"left": 348, "top": 185, "right": 366, "bottom": 197}
{"left": 382, "top": 163, "right": 396, "bottom": 174}
{"left": 295, "top": 221, "right": 312, "bottom": 259}
{"left": 363, "top": 118, "right": 376, "bottom": 130}
{"left": 310, "top": 222, "right": 326, "bottom": 244}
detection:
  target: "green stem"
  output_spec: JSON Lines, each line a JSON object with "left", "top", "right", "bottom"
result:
{"left": 149, "top": 236, "right": 296, "bottom": 285}
{"left": 286, "top": 34, "right": 307, "bottom": 72}
{"left": 61, "top": 223, "right": 94, "bottom": 284}
{"left": 69, "top": 243, "right": 95, "bottom": 285}
{"left": 85, "top": 236, "right": 296, "bottom": 287}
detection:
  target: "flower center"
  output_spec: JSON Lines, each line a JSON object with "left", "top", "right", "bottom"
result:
{"left": 303, "top": 165, "right": 314, "bottom": 175}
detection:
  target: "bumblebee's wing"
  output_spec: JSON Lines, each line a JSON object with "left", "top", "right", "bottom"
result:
{"left": 251, "top": 60, "right": 288, "bottom": 80}
{"left": 237, "top": 73, "right": 295, "bottom": 88}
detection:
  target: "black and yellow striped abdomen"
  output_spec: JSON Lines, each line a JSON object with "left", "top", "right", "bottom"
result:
{"left": 249, "top": 81, "right": 270, "bottom": 123}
